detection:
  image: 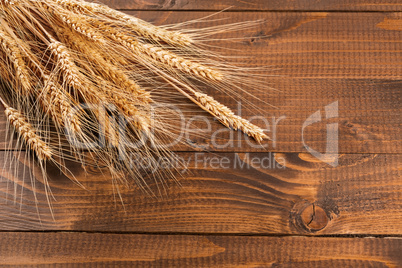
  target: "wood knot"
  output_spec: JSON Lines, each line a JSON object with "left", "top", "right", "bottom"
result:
{"left": 291, "top": 200, "right": 329, "bottom": 233}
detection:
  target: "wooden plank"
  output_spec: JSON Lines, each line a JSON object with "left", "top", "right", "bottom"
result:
{"left": 0, "top": 232, "right": 401, "bottom": 267}
{"left": 1, "top": 78, "right": 400, "bottom": 154}
{"left": 126, "top": 11, "right": 402, "bottom": 81}
{"left": 0, "top": 12, "right": 401, "bottom": 153}
{"left": 97, "top": 0, "right": 402, "bottom": 12}
{"left": 0, "top": 151, "right": 400, "bottom": 235}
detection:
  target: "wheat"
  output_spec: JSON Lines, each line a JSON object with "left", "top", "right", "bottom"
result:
{"left": 4, "top": 105, "right": 52, "bottom": 161}
{"left": 107, "top": 30, "right": 222, "bottom": 80}
{"left": 38, "top": 1, "right": 102, "bottom": 42}
{"left": 105, "top": 67, "right": 151, "bottom": 104}
{"left": 0, "top": 28, "right": 31, "bottom": 94}
{"left": 1, "top": 0, "right": 15, "bottom": 5}
{"left": 58, "top": 11, "right": 103, "bottom": 42}
{"left": 103, "top": 66, "right": 152, "bottom": 104}
{"left": 57, "top": 26, "right": 151, "bottom": 103}
{"left": 63, "top": 0, "right": 193, "bottom": 46}
{"left": 0, "top": 0, "right": 269, "bottom": 207}
{"left": 95, "top": 76, "right": 150, "bottom": 132}
{"left": 52, "top": 0, "right": 91, "bottom": 13}
{"left": 48, "top": 39, "right": 82, "bottom": 88}
{"left": 140, "top": 43, "right": 223, "bottom": 80}
{"left": 195, "top": 92, "right": 268, "bottom": 142}
{"left": 97, "top": 7, "right": 193, "bottom": 46}
{"left": 131, "top": 20, "right": 193, "bottom": 47}
{"left": 41, "top": 75, "right": 81, "bottom": 133}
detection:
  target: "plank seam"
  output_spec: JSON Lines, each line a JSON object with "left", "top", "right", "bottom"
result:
{"left": 1, "top": 230, "right": 401, "bottom": 238}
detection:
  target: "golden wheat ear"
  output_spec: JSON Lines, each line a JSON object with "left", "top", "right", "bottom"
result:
{"left": 1, "top": 99, "right": 52, "bottom": 161}
{"left": 0, "top": 28, "right": 32, "bottom": 94}
{"left": 54, "top": 0, "right": 193, "bottom": 46}
{"left": 194, "top": 92, "right": 269, "bottom": 142}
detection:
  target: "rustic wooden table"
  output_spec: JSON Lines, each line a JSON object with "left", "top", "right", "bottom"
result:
{"left": 0, "top": 0, "right": 401, "bottom": 267}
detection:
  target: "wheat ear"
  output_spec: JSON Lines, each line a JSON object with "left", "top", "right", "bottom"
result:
{"left": 56, "top": 26, "right": 151, "bottom": 104}
{"left": 41, "top": 75, "right": 81, "bottom": 133}
{"left": 60, "top": 0, "right": 193, "bottom": 46}
{"left": 140, "top": 43, "right": 223, "bottom": 81}
{"left": 1, "top": 0, "right": 15, "bottom": 5}
{"left": 107, "top": 30, "right": 222, "bottom": 80}
{"left": 96, "top": 6, "right": 192, "bottom": 46}
{"left": 52, "top": 0, "right": 90, "bottom": 13}
{"left": 95, "top": 76, "right": 151, "bottom": 132}
{"left": 38, "top": 2, "right": 102, "bottom": 42}
{"left": 194, "top": 92, "right": 268, "bottom": 142}
{"left": 48, "top": 39, "right": 85, "bottom": 88}
{"left": 2, "top": 103, "right": 52, "bottom": 161}
{"left": 0, "top": 28, "right": 32, "bottom": 94}
{"left": 58, "top": 10, "right": 103, "bottom": 42}
{"left": 157, "top": 73, "right": 268, "bottom": 142}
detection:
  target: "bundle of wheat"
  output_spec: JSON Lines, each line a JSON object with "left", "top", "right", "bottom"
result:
{"left": 0, "top": 0, "right": 269, "bottom": 201}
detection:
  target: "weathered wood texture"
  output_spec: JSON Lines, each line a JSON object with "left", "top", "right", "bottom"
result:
{"left": 1, "top": 151, "right": 400, "bottom": 234}
{"left": 97, "top": 0, "right": 402, "bottom": 11}
{"left": 0, "top": 5, "right": 401, "bottom": 267}
{"left": 0, "top": 12, "right": 401, "bottom": 153}
{"left": 0, "top": 233, "right": 401, "bottom": 267}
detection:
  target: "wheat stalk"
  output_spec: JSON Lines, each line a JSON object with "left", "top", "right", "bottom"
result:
{"left": 41, "top": 75, "right": 81, "bottom": 133}
{"left": 0, "top": 28, "right": 32, "bottom": 94}
{"left": 95, "top": 75, "right": 150, "bottom": 132}
{"left": 52, "top": 0, "right": 89, "bottom": 13}
{"left": 92, "top": 4, "right": 193, "bottom": 47}
{"left": 2, "top": 103, "right": 52, "bottom": 161}
{"left": 56, "top": 0, "right": 193, "bottom": 46}
{"left": 48, "top": 39, "right": 83, "bottom": 88}
{"left": 1, "top": 0, "right": 15, "bottom": 5}
{"left": 56, "top": 26, "right": 151, "bottom": 104}
{"left": 36, "top": 1, "right": 103, "bottom": 42}
{"left": 140, "top": 43, "right": 223, "bottom": 81}
{"left": 194, "top": 92, "right": 268, "bottom": 142}
{"left": 58, "top": 10, "right": 103, "bottom": 42}
{"left": 106, "top": 29, "right": 222, "bottom": 80}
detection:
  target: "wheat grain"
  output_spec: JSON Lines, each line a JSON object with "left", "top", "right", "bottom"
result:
{"left": 48, "top": 39, "right": 82, "bottom": 88}
{"left": 140, "top": 43, "right": 223, "bottom": 80}
{"left": 195, "top": 92, "right": 268, "bottom": 142}
{"left": 103, "top": 66, "right": 152, "bottom": 104}
{"left": 0, "top": 28, "right": 32, "bottom": 94}
{"left": 1, "top": 0, "right": 15, "bottom": 5}
{"left": 107, "top": 30, "right": 222, "bottom": 80}
{"left": 63, "top": 0, "right": 193, "bottom": 46}
{"left": 52, "top": 0, "right": 91, "bottom": 13}
{"left": 48, "top": 14, "right": 152, "bottom": 132}
{"left": 58, "top": 11, "right": 103, "bottom": 42}
{"left": 38, "top": 1, "right": 102, "bottom": 42}
{"left": 95, "top": 76, "right": 151, "bottom": 132}
{"left": 41, "top": 75, "right": 81, "bottom": 133}
{"left": 57, "top": 26, "right": 151, "bottom": 103}
{"left": 99, "top": 8, "right": 193, "bottom": 46}
{"left": 4, "top": 105, "right": 52, "bottom": 161}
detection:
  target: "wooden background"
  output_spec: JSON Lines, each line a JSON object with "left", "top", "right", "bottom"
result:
{"left": 0, "top": 0, "right": 401, "bottom": 267}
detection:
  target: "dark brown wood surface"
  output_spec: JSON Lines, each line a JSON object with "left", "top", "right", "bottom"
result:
{"left": 1, "top": 2, "right": 401, "bottom": 268}
{"left": 1, "top": 152, "right": 400, "bottom": 234}
{"left": 1, "top": 233, "right": 401, "bottom": 267}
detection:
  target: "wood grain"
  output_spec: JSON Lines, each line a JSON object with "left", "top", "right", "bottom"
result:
{"left": 0, "top": 12, "right": 401, "bottom": 153}
{"left": 0, "top": 151, "right": 400, "bottom": 235}
{"left": 0, "top": 2, "right": 400, "bottom": 265}
{"left": 97, "top": 0, "right": 402, "bottom": 11}
{"left": 0, "top": 233, "right": 401, "bottom": 267}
